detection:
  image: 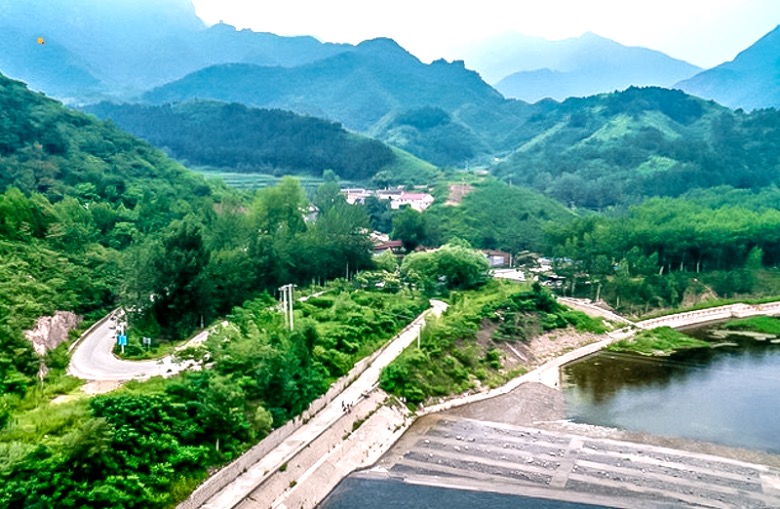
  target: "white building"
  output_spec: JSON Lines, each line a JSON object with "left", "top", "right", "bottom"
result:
{"left": 389, "top": 192, "right": 435, "bottom": 212}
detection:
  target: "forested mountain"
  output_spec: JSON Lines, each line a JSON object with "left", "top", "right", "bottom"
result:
{"left": 0, "top": 70, "right": 213, "bottom": 397}
{"left": 0, "top": 0, "right": 347, "bottom": 100}
{"left": 0, "top": 71, "right": 379, "bottom": 403}
{"left": 677, "top": 25, "right": 780, "bottom": 110}
{"left": 492, "top": 87, "right": 780, "bottom": 209}
{"left": 142, "top": 37, "right": 534, "bottom": 167}
{"left": 459, "top": 32, "right": 700, "bottom": 101}
{"left": 84, "top": 101, "right": 413, "bottom": 181}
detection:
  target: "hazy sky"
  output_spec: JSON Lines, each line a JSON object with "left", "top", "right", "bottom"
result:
{"left": 190, "top": 0, "right": 778, "bottom": 69}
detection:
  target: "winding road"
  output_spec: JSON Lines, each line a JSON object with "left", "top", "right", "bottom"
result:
{"left": 67, "top": 313, "right": 208, "bottom": 381}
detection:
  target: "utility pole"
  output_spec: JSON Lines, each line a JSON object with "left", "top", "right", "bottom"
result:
{"left": 279, "top": 284, "right": 294, "bottom": 330}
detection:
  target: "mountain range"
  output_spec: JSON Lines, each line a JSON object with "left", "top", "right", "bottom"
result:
{"left": 1, "top": 0, "right": 777, "bottom": 115}
{"left": 1, "top": 0, "right": 779, "bottom": 181}
{"left": 459, "top": 32, "right": 701, "bottom": 102}
{"left": 677, "top": 25, "right": 780, "bottom": 111}
{"left": 0, "top": 0, "right": 347, "bottom": 99}
{"left": 140, "top": 37, "right": 535, "bottom": 167}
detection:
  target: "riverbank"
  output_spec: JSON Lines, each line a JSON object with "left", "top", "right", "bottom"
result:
{"left": 190, "top": 298, "right": 780, "bottom": 508}
{"left": 366, "top": 412, "right": 780, "bottom": 509}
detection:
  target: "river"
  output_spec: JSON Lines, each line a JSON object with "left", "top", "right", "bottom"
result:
{"left": 318, "top": 321, "right": 780, "bottom": 509}
{"left": 562, "top": 322, "right": 780, "bottom": 453}
{"left": 319, "top": 476, "right": 614, "bottom": 509}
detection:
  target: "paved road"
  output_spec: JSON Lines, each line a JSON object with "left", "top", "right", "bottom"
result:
{"left": 68, "top": 313, "right": 205, "bottom": 381}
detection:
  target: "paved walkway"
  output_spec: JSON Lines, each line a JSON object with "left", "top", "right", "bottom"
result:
{"left": 195, "top": 300, "right": 448, "bottom": 509}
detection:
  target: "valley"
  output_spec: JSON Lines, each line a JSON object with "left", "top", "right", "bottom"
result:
{"left": 1, "top": 2, "right": 780, "bottom": 508}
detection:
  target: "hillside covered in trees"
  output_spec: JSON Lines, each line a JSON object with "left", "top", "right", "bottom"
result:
{"left": 0, "top": 71, "right": 422, "bottom": 507}
{"left": 84, "top": 101, "right": 418, "bottom": 181}
{"left": 492, "top": 87, "right": 780, "bottom": 209}
{"left": 0, "top": 72, "right": 380, "bottom": 408}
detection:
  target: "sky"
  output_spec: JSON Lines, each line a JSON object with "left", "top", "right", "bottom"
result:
{"left": 190, "top": 0, "right": 778, "bottom": 69}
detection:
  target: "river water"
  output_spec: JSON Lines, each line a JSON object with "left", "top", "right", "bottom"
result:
{"left": 319, "top": 322, "right": 780, "bottom": 508}
{"left": 562, "top": 322, "right": 780, "bottom": 453}
{"left": 318, "top": 477, "right": 613, "bottom": 509}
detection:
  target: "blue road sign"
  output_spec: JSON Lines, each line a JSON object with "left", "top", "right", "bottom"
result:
{"left": 117, "top": 334, "right": 127, "bottom": 346}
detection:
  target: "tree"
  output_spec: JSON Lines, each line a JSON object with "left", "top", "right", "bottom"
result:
{"left": 391, "top": 207, "right": 429, "bottom": 252}
{"left": 363, "top": 195, "right": 393, "bottom": 233}
{"left": 126, "top": 219, "right": 211, "bottom": 338}
{"left": 400, "top": 243, "right": 490, "bottom": 295}
{"left": 312, "top": 173, "right": 345, "bottom": 215}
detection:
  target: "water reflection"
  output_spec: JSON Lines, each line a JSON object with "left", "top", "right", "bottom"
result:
{"left": 562, "top": 324, "right": 780, "bottom": 452}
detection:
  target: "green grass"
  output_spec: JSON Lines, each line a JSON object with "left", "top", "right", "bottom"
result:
{"left": 607, "top": 326, "right": 711, "bottom": 356}
{"left": 382, "top": 147, "right": 439, "bottom": 184}
{"left": 190, "top": 168, "right": 361, "bottom": 191}
{"left": 721, "top": 316, "right": 780, "bottom": 336}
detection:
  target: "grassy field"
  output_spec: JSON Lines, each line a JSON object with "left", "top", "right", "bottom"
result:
{"left": 722, "top": 315, "right": 780, "bottom": 336}
{"left": 189, "top": 144, "right": 439, "bottom": 191}
{"left": 190, "top": 168, "right": 362, "bottom": 191}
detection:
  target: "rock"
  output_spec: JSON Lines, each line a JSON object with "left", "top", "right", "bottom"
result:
{"left": 24, "top": 311, "right": 82, "bottom": 356}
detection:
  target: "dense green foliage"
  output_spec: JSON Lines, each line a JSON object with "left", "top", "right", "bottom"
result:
{"left": 84, "top": 101, "right": 398, "bottom": 181}
{"left": 123, "top": 176, "right": 376, "bottom": 340}
{"left": 607, "top": 327, "right": 711, "bottom": 356}
{"left": 0, "top": 287, "right": 426, "bottom": 508}
{"left": 426, "top": 180, "right": 576, "bottom": 253}
{"left": 0, "top": 72, "right": 379, "bottom": 397}
{"left": 399, "top": 242, "right": 491, "bottom": 295}
{"left": 0, "top": 72, "right": 214, "bottom": 397}
{"left": 548, "top": 187, "right": 780, "bottom": 312}
{"left": 493, "top": 87, "right": 780, "bottom": 208}
{"left": 380, "top": 282, "right": 604, "bottom": 404}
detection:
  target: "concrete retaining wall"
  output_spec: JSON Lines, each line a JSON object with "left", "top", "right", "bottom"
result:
{"left": 177, "top": 314, "right": 428, "bottom": 509}
{"left": 636, "top": 301, "right": 780, "bottom": 330}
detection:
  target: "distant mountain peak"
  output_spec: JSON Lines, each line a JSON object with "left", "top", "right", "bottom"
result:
{"left": 459, "top": 31, "right": 699, "bottom": 91}
{"left": 355, "top": 37, "right": 413, "bottom": 56}
{"left": 677, "top": 25, "right": 780, "bottom": 110}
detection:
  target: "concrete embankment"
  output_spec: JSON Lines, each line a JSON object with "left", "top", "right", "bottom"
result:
{"left": 185, "top": 298, "right": 780, "bottom": 508}
{"left": 179, "top": 302, "right": 445, "bottom": 509}
{"left": 241, "top": 390, "right": 412, "bottom": 509}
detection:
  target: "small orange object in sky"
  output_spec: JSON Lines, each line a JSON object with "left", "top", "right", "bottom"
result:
{"left": 37, "top": 37, "right": 45, "bottom": 45}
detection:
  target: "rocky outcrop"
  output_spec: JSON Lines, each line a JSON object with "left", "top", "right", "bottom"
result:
{"left": 24, "top": 311, "right": 82, "bottom": 356}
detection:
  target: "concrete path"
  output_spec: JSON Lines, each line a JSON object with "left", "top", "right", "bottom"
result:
{"left": 558, "top": 297, "right": 634, "bottom": 325}
{"left": 198, "top": 300, "right": 448, "bottom": 509}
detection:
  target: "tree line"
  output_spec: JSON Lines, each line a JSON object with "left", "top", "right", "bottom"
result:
{"left": 84, "top": 101, "right": 396, "bottom": 181}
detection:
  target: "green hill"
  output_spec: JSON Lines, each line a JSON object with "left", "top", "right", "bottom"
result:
{"left": 83, "top": 100, "right": 433, "bottom": 182}
{"left": 492, "top": 87, "right": 780, "bottom": 209}
{"left": 0, "top": 72, "right": 217, "bottom": 397}
{"left": 142, "top": 38, "right": 533, "bottom": 167}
